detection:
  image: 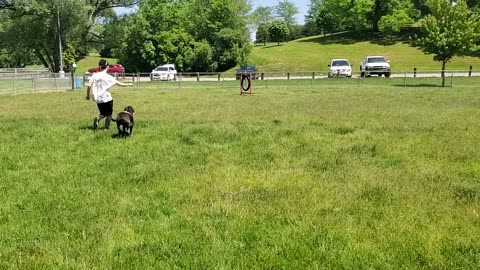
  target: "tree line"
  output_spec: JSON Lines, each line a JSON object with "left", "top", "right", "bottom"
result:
{"left": 0, "top": 0, "right": 479, "bottom": 80}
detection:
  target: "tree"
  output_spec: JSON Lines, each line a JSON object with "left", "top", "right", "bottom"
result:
{"left": 120, "top": 0, "right": 251, "bottom": 72}
{"left": 251, "top": 6, "right": 274, "bottom": 28}
{"left": 251, "top": 6, "right": 274, "bottom": 43}
{"left": 275, "top": 0, "right": 299, "bottom": 27}
{"left": 268, "top": 20, "right": 289, "bottom": 45}
{"left": 255, "top": 23, "right": 270, "bottom": 45}
{"left": 414, "top": 0, "right": 480, "bottom": 86}
{"left": 0, "top": 0, "right": 138, "bottom": 71}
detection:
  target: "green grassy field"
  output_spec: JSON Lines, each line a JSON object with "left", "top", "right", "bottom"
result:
{"left": 1, "top": 80, "right": 480, "bottom": 268}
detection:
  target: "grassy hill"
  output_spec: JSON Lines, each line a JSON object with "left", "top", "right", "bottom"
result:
{"left": 76, "top": 30, "right": 480, "bottom": 74}
{"left": 246, "top": 30, "right": 480, "bottom": 72}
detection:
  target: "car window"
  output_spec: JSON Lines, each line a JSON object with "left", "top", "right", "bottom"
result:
{"left": 332, "top": 60, "right": 349, "bottom": 66}
{"left": 155, "top": 67, "right": 168, "bottom": 71}
{"left": 367, "top": 57, "right": 387, "bottom": 63}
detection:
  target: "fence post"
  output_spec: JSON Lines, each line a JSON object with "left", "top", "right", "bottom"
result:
{"left": 196, "top": 72, "right": 200, "bottom": 82}
{"left": 218, "top": 73, "right": 221, "bottom": 81}
{"left": 287, "top": 72, "right": 290, "bottom": 80}
{"left": 312, "top": 72, "right": 315, "bottom": 80}
{"left": 469, "top": 66, "right": 472, "bottom": 77}
{"left": 71, "top": 69, "right": 75, "bottom": 90}
{"left": 413, "top": 68, "right": 416, "bottom": 78}
{"left": 13, "top": 70, "right": 17, "bottom": 94}
{"left": 54, "top": 73, "right": 58, "bottom": 91}
{"left": 261, "top": 73, "right": 264, "bottom": 80}
{"left": 31, "top": 74, "right": 35, "bottom": 93}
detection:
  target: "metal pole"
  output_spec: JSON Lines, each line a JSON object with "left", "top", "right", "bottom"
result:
{"left": 57, "top": 9, "right": 63, "bottom": 73}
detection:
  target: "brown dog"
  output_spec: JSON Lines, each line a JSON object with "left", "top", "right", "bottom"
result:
{"left": 114, "top": 106, "right": 135, "bottom": 136}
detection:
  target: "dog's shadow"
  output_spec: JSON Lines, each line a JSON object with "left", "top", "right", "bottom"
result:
{"left": 79, "top": 126, "right": 97, "bottom": 131}
{"left": 79, "top": 126, "right": 132, "bottom": 138}
{"left": 111, "top": 133, "right": 132, "bottom": 139}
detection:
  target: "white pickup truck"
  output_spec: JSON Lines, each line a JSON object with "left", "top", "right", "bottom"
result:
{"left": 360, "top": 56, "right": 391, "bottom": 77}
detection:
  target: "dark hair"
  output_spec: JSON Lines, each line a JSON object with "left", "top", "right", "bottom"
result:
{"left": 99, "top": 59, "right": 109, "bottom": 70}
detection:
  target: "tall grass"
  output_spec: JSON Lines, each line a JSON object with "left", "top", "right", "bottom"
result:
{"left": 0, "top": 80, "right": 479, "bottom": 269}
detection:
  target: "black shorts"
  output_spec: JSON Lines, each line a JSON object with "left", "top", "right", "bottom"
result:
{"left": 97, "top": 100, "right": 113, "bottom": 116}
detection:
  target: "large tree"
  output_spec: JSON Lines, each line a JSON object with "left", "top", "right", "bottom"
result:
{"left": 0, "top": 0, "right": 138, "bottom": 71}
{"left": 268, "top": 20, "right": 289, "bottom": 45}
{"left": 120, "top": 0, "right": 251, "bottom": 72}
{"left": 275, "top": 0, "right": 299, "bottom": 27}
{"left": 414, "top": 0, "right": 480, "bottom": 86}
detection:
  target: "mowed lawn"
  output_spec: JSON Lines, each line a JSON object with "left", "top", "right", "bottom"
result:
{"left": 1, "top": 79, "right": 479, "bottom": 269}
{"left": 247, "top": 30, "right": 480, "bottom": 72}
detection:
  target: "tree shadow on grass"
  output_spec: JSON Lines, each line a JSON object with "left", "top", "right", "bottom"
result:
{"left": 258, "top": 43, "right": 285, "bottom": 49}
{"left": 300, "top": 28, "right": 422, "bottom": 47}
{"left": 392, "top": 84, "right": 449, "bottom": 88}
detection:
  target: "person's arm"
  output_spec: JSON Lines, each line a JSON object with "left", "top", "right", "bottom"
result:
{"left": 86, "top": 82, "right": 93, "bottom": 100}
{"left": 116, "top": 81, "right": 133, "bottom": 87}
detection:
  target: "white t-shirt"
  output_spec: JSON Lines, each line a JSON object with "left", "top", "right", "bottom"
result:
{"left": 89, "top": 72, "right": 118, "bottom": 103}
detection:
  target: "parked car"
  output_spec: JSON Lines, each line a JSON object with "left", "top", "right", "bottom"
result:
{"left": 88, "top": 64, "right": 125, "bottom": 74}
{"left": 150, "top": 64, "right": 177, "bottom": 81}
{"left": 328, "top": 59, "right": 352, "bottom": 78}
{"left": 360, "top": 56, "right": 391, "bottom": 77}
{"left": 236, "top": 65, "right": 258, "bottom": 80}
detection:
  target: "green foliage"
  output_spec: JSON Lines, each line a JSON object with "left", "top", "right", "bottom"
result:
{"left": 414, "top": 0, "right": 480, "bottom": 86}
{"left": 275, "top": 0, "right": 299, "bottom": 27}
{"left": 268, "top": 20, "right": 289, "bottom": 45}
{"left": 379, "top": 9, "right": 415, "bottom": 34}
{"left": 0, "top": 0, "right": 137, "bottom": 71}
{"left": 255, "top": 23, "right": 270, "bottom": 45}
{"left": 119, "top": 0, "right": 251, "bottom": 72}
{"left": 62, "top": 44, "right": 78, "bottom": 67}
{"left": 309, "top": 0, "right": 422, "bottom": 33}
{"left": 250, "top": 6, "right": 275, "bottom": 28}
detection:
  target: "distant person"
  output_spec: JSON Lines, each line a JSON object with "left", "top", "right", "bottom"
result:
{"left": 86, "top": 59, "right": 133, "bottom": 130}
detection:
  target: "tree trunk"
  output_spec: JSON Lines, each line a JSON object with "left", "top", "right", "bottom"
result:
{"left": 441, "top": 60, "right": 446, "bottom": 87}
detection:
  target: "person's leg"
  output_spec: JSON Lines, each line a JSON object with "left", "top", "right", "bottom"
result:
{"left": 101, "top": 100, "right": 114, "bottom": 130}
{"left": 94, "top": 103, "right": 107, "bottom": 129}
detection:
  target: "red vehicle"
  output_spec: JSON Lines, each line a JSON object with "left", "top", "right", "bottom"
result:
{"left": 88, "top": 64, "right": 125, "bottom": 73}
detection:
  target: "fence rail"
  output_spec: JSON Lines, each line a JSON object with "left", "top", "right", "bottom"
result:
{"left": 0, "top": 69, "right": 479, "bottom": 95}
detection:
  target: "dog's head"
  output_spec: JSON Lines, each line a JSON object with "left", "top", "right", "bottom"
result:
{"left": 124, "top": 105, "right": 135, "bottom": 114}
